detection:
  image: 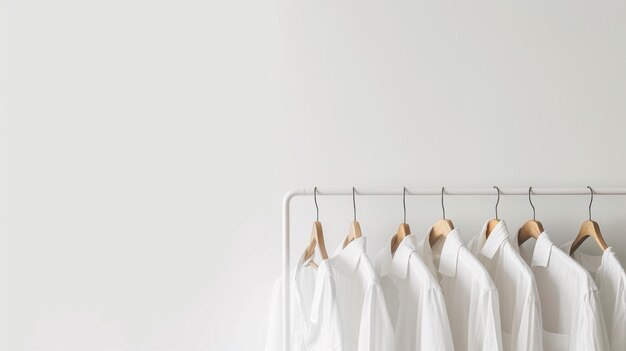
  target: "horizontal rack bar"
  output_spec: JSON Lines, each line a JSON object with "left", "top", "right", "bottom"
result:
{"left": 284, "top": 187, "right": 626, "bottom": 197}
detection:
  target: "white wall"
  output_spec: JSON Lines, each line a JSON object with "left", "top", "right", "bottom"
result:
{"left": 2, "top": 0, "right": 626, "bottom": 350}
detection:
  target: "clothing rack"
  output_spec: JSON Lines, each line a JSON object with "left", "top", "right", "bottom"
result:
{"left": 280, "top": 187, "right": 626, "bottom": 350}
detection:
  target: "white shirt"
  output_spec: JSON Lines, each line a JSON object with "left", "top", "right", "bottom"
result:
{"left": 467, "top": 220, "right": 543, "bottom": 351}
{"left": 265, "top": 255, "right": 343, "bottom": 351}
{"left": 518, "top": 232, "right": 609, "bottom": 351}
{"left": 265, "top": 237, "right": 395, "bottom": 351}
{"left": 330, "top": 237, "right": 395, "bottom": 351}
{"left": 416, "top": 228, "right": 503, "bottom": 351}
{"left": 373, "top": 234, "right": 454, "bottom": 351}
{"left": 561, "top": 241, "right": 626, "bottom": 351}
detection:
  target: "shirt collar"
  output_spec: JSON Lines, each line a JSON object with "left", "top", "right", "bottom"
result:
{"left": 530, "top": 232, "right": 553, "bottom": 267}
{"left": 392, "top": 236, "right": 418, "bottom": 279}
{"left": 376, "top": 234, "right": 417, "bottom": 279}
{"left": 330, "top": 236, "right": 365, "bottom": 276}
{"left": 374, "top": 238, "right": 393, "bottom": 277}
{"left": 417, "top": 227, "right": 463, "bottom": 277}
{"left": 476, "top": 220, "right": 509, "bottom": 259}
{"left": 439, "top": 229, "right": 463, "bottom": 277}
{"left": 563, "top": 240, "right": 612, "bottom": 274}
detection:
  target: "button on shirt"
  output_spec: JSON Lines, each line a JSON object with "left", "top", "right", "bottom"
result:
{"left": 416, "top": 228, "right": 503, "bottom": 351}
{"left": 518, "top": 232, "right": 609, "bottom": 351}
{"left": 330, "top": 237, "right": 395, "bottom": 351}
{"left": 373, "top": 234, "right": 454, "bottom": 351}
{"left": 561, "top": 241, "right": 626, "bottom": 351}
{"left": 467, "top": 220, "right": 543, "bottom": 351}
{"left": 265, "top": 255, "right": 343, "bottom": 351}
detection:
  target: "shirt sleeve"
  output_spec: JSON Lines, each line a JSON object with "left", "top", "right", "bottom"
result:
{"left": 571, "top": 289, "right": 610, "bottom": 351}
{"left": 514, "top": 295, "right": 543, "bottom": 351}
{"left": 265, "top": 278, "right": 283, "bottom": 351}
{"left": 358, "top": 283, "right": 395, "bottom": 351}
{"left": 610, "top": 286, "right": 626, "bottom": 350}
{"left": 420, "top": 287, "right": 455, "bottom": 351}
{"left": 473, "top": 287, "right": 503, "bottom": 351}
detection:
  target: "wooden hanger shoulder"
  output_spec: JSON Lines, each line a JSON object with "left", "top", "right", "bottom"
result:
{"left": 303, "top": 221, "right": 328, "bottom": 264}
{"left": 342, "top": 221, "right": 362, "bottom": 248}
{"left": 390, "top": 223, "right": 410, "bottom": 255}
{"left": 517, "top": 220, "right": 543, "bottom": 246}
{"left": 485, "top": 218, "right": 500, "bottom": 238}
{"left": 570, "top": 220, "right": 608, "bottom": 255}
{"left": 429, "top": 219, "right": 454, "bottom": 247}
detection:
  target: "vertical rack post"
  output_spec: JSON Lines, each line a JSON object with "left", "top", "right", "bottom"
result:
{"left": 281, "top": 190, "right": 299, "bottom": 351}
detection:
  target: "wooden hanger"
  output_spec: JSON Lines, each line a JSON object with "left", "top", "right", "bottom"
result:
{"left": 485, "top": 186, "right": 501, "bottom": 237}
{"left": 429, "top": 187, "right": 455, "bottom": 246}
{"left": 390, "top": 187, "right": 411, "bottom": 255}
{"left": 302, "top": 188, "right": 329, "bottom": 268}
{"left": 518, "top": 220, "right": 544, "bottom": 246}
{"left": 303, "top": 221, "right": 328, "bottom": 266}
{"left": 391, "top": 223, "right": 410, "bottom": 255}
{"left": 343, "top": 221, "right": 362, "bottom": 248}
{"left": 570, "top": 186, "right": 609, "bottom": 255}
{"left": 343, "top": 187, "right": 363, "bottom": 248}
{"left": 518, "top": 187, "right": 544, "bottom": 246}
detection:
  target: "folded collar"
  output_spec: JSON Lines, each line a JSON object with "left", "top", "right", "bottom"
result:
{"left": 477, "top": 220, "right": 509, "bottom": 259}
{"left": 330, "top": 237, "right": 365, "bottom": 277}
{"left": 376, "top": 235, "right": 417, "bottom": 279}
{"left": 439, "top": 229, "right": 463, "bottom": 277}
{"left": 531, "top": 232, "right": 553, "bottom": 267}
{"left": 562, "top": 240, "right": 610, "bottom": 273}
{"left": 392, "top": 236, "right": 417, "bottom": 279}
{"left": 375, "top": 238, "right": 394, "bottom": 277}
{"left": 418, "top": 227, "right": 463, "bottom": 277}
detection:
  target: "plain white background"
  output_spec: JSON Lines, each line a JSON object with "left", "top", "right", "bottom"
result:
{"left": 2, "top": 0, "right": 626, "bottom": 350}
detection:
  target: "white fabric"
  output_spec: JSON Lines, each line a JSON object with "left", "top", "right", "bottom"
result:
{"left": 561, "top": 241, "right": 626, "bottom": 351}
{"left": 265, "top": 237, "right": 395, "bottom": 351}
{"left": 467, "top": 220, "right": 543, "bottom": 351}
{"left": 373, "top": 234, "right": 454, "bottom": 351}
{"left": 330, "top": 237, "right": 395, "bottom": 351}
{"left": 415, "top": 228, "right": 503, "bottom": 351}
{"left": 518, "top": 232, "right": 609, "bottom": 351}
{"left": 265, "top": 256, "right": 343, "bottom": 351}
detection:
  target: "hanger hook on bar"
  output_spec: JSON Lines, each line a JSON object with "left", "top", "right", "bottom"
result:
{"left": 493, "top": 186, "right": 501, "bottom": 220}
{"left": 441, "top": 187, "right": 446, "bottom": 219}
{"left": 314, "top": 186, "right": 319, "bottom": 222}
{"left": 528, "top": 186, "right": 536, "bottom": 221}
{"left": 403, "top": 187, "right": 407, "bottom": 224}
{"left": 352, "top": 187, "right": 357, "bottom": 222}
{"left": 587, "top": 185, "right": 593, "bottom": 220}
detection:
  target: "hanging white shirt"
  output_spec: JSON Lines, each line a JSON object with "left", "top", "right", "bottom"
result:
{"left": 265, "top": 254, "right": 344, "bottom": 351}
{"left": 373, "top": 234, "right": 454, "bottom": 351}
{"left": 415, "top": 228, "right": 503, "bottom": 351}
{"left": 467, "top": 220, "right": 543, "bottom": 351}
{"left": 560, "top": 241, "right": 626, "bottom": 351}
{"left": 518, "top": 232, "right": 609, "bottom": 351}
{"left": 330, "top": 237, "right": 395, "bottom": 351}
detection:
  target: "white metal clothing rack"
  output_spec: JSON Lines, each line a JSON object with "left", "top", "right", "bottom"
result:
{"left": 280, "top": 187, "right": 626, "bottom": 351}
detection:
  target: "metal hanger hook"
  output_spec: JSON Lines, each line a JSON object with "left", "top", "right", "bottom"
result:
{"left": 528, "top": 186, "right": 536, "bottom": 221}
{"left": 352, "top": 187, "right": 357, "bottom": 222}
{"left": 314, "top": 186, "right": 319, "bottom": 221}
{"left": 441, "top": 187, "right": 446, "bottom": 219}
{"left": 587, "top": 185, "right": 593, "bottom": 220}
{"left": 403, "top": 187, "right": 407, "bottom": 223}
{"left": 493, "top": 186, "right": 501, "bottom": 220}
